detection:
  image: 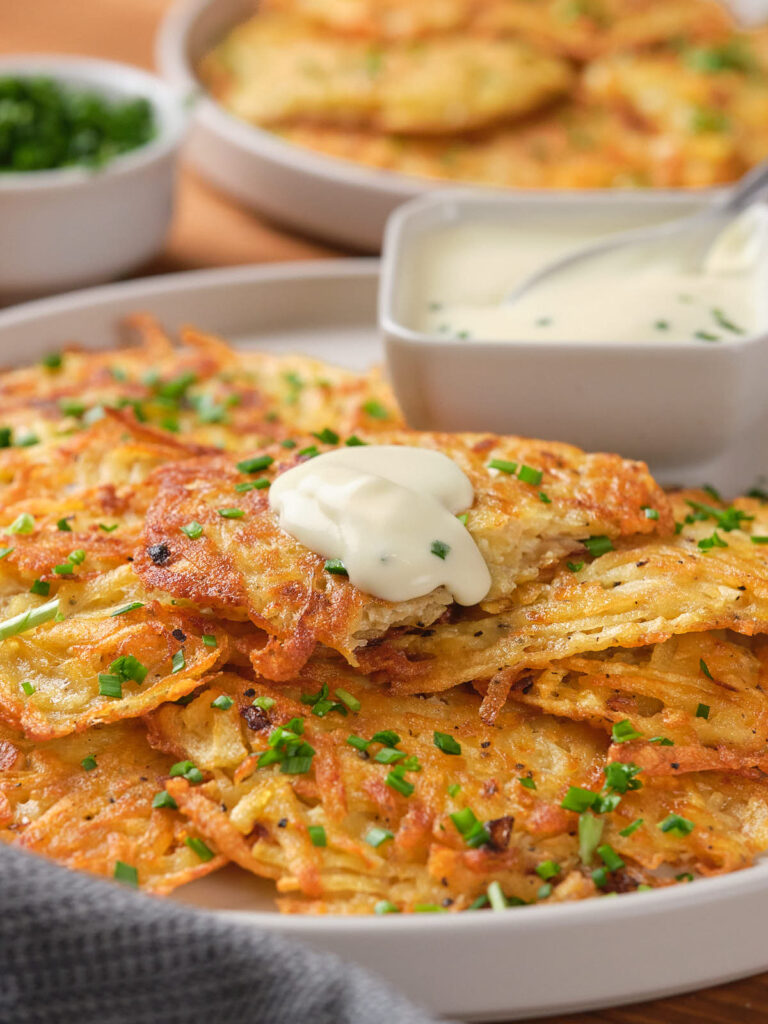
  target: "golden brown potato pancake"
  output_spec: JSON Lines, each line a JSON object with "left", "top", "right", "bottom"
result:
{"left": 199, "top": 12, "right": 574, "bottom": 134}
{"left": 134, "top": 432, "right": 668, "bottom": 679}
{"left": 0, "top": 718, "right": 225, "bottom": 892}
{"left": 147, "top": 670, "right": 768, "bottom": 913}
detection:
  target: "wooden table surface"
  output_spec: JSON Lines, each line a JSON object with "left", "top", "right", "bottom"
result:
{"left": 3, "top": 2, "right": 768, "bottom": 1022}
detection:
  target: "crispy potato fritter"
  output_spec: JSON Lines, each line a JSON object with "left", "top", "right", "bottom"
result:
{"left": 2, "top": 321, "right": 768, "bottom": 913}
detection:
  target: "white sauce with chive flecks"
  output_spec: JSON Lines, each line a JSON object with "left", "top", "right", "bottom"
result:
{"left": 269, "top": 445, "right": 491, "bottom": 604}
{"left": 414, "top": 208, "right": 768, "bottom": 344}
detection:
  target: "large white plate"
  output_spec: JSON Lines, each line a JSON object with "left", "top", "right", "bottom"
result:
{"left": 1, "top": 261, "right": 768, "bottom": 1022}
{"left": 155, "top": 0, "right": 723, "bottom": 251}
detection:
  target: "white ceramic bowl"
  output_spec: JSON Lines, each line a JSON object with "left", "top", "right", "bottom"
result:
{"left": 156, "top": 0, "right": 726, "bottom": 252}
{"left": 0, "top": 56, "right": 186, "bottom": 300}
{"left": 381, "top": 190, "right": 768, "bottom": 493}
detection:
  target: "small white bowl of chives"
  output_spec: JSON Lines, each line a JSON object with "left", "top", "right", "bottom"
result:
{"left": 0, "top": 55, "right": 187, "bottom": 301}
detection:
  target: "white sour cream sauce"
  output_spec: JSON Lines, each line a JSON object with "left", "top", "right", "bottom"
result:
{"left": 414, "top": 208, "right": 768, "bottom": 344}
{"left": 269, "top": 445, "right": 491, "bottom": 605}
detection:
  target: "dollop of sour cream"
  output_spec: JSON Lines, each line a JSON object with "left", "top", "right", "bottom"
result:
{"left": 269, "top": 445, "right": 491, "bottom": 605}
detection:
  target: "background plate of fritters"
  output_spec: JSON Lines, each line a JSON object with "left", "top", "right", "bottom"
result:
{"left": 4, "top": 261, "right": 768, "bottom": 1020}
{"left": 157, "top": 0, "right": 768, "bottom": 248}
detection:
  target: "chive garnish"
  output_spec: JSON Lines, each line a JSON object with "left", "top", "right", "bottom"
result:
{"left": 535, "top": 860, "right": 560, "bottom": 881}
{"left": 659, "top": 813, "right": 695, "bottom": 836}
{"left": 98, "top": 674, "right": 123, "bottom": 699}
{"left": 518, "top": 776, "right": 536, "bottom": 789}
{"left": 81, "top": 755, "right": 97, "bottom": 771}
{"left": 324, "top": 559, "right": 348, "bottom": 576}
{"left": 488, "top": 458, "right": 517, "bottom": 475}
{"left": 169, "top": 761, "right": 204, "bottom": 784}
{"left": 430, "top": 540, "right": 450, "bottom": 560}
{"left": 518, "top": 464, "right": 543, "bottom": 486}
{"left": 218, "top": 507, "right": 244, "bottom": 519}
{"left": 611, "top": 719, "right": 642, "bottom": 743}
{"left": 185, "top": 836, "right": 215, "bottom": 862}
{"left": 362, "top": 400, "right": 389, "bottom": 420}
{"left": 21, "top": 681, "right": 35, "bottom": 696}
{"left": 0, "top": 598, "right": 59, "bottom": 641}
{"left": 211, "top": 695, "right": 234, "bottom": 710}
{"left": 335, "top": 688, "right": 360, "bottom": 712}
{"left": 29, "top": 580, "right": 50, "bottom": 596}
{"left": 567, "top": 561, "right": 584, "bottom": 573}
{"left": 619, "top": 818, "right": 643, "bottom": 837}
{"left": 598, "top": 844, "right": 625, "bottom": 872}
{"left": 152, "top": 790, "right": 178, "bottom": 810}
{"left": 578, "top": 812, "right": 604, "bottom": 865}
{"left": 450, "top": 807, "right": 490, "bottom": 848}
{"left": 202, "top": 634, "right": 217, "bottom": 647}
{"left": 696, "top": 703, "right": 710, "bottom": 719}
{"left": 386, "top": 770, "right": 414, "bottom": 797}
{"left": 113, "top": 861, "right": 138, "bottom": 887}
{"left": 181, "top": 521, "right": 203, "bottom": 539}
{"left": 9, "top": 513, "right": 35, "bottom": 535}
{"left": 433, "top": 731, "right": 461, "bottom": 755}
{"left": 365, "top": 826, "right": 394, "bottom": 848}
{"left": 583, "top": 535, "right": 613, "bottom": 557}
{"left": 171, "top": 649, "right": 186, "bottom": 674}
{"left": 110, "top": 602, "right": 144, "bottom": 617}
{"left": 308, "top": 825, "right": 327, "bottom": 847}
{"left": 313, "top": 428, "right": 339, "bottom": 445}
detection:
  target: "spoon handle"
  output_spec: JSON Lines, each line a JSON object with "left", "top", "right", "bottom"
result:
{"left": 721, "top": 159, "right": 768, "bottom": 214}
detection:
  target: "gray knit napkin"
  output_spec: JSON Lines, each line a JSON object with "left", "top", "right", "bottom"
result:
{"left": 0, "top": 845, "right": 442, "bottom": 1024}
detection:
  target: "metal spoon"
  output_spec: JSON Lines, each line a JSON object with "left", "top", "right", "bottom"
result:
{"left": 505, "top": 160, "right": 768, "bottom": 305}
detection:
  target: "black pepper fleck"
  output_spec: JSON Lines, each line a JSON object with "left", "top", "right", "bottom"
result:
{"left": 148, "top": 542, "right": 171, "bottom": 565}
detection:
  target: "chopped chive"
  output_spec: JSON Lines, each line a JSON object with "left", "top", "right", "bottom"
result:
{"left": 53, "top": 564, "right": 74, "bottom": 575}
{"left": 699, "top": 659, "right": 713, "bottom": 680}
{"left": 374, "top": 747, "right": 407, "bottom": 765}
{"left": 345, "top": 435, "right": 366, "bottom": 447}
{"left": 597, "top": 844, "right": 625, "bottom": 872}
{"left": 537, "top": 884, "right": 553, "bottom": 900}
{"left": 346, "top": 734, "right": 369, "bottom": 751}
{"left": 566, "top": 561, "right": 584, "bottom": 573}
{"left": 371, "top": 730, "right": 401, "bottom": 747}
{"left": 698, "top": 530, "right": 728, "bottom": 551}
{"left": 654, "top": 320, "right": 669, "bottom": 330}
{"left": 0, "top": 546, "right": 13, "bottom": 560}
{"left": 649, "top": 736, "right": 674, "bottom": 746}
{"left": 487, "top": 880, "right": 507, "bottom": 911}
{"left": 659, "top": 813, "right": 695, "bottom": 836}
{"left": 99, "top": 523, "right": 119, "bottom": 533}
{"left": 202, "top": 634, "right": 217, "bottom": 647}
{"left": 280, "top": 439, "right": 296, "bottom": 449}
{"left": 386, "top": 771, "right": 414, "bottom": 797}
{"left": 611, "top": 719, "right": 642, "bottom": 743}
{"left": 171, "top": 649, "right": 186, "bottom": 674}
{"left": 488, "top": 458, "right": 517, "bottom": 475}
{"left": 450, "top": 807, "right": 490, "bottom": 848}
{"left": 591, "top": 867, "right": 608, "bottom": 889}
{"left": 643, "top": 506, "right": 659, "bottom": 520}
{"left": 578, "top": 812, "right": 604, "bottom": 865}
{"left": 21, "top": 681, "right": 35, "bottom": 696}
{"left": 113, "top": 861, "right": 138, "bottom": 887}
{"left": 430, "top": 540, "right": 450, "bottom": 560}
{"left": 324, "top": 559, "right": 348, "bottom": 576}
{"left": 298, "top": 446, "right": 319, "bottom": 458}
{"left": 98, "top": 674, "right": 123, "bottom": 699}
{"left": 42, "top": 352, "right": 63, "bottom": 371}
{"left": 308, "top": 825, "right": 327, "bottom": 847}
{"left": 29, "top": 579, "right": 50, "bottom": 596}
{"left": 81, "top": 755, "right": 97, "bottom": 772}
{"left": 538, "top": 491, "right": 551, "bottom": 504}
{"left": 169, "top": 761, "right": 204, "bottom": 784}
{"left": 152, "top": 790, "right": 178, "bottom": 810}
{"left": 751, "top": 536, "right": 768, "bottom": 544}
{"left": 211, "top": 695, "right": 234, "bottom": 710}
{"left": 236, "top": 454, "right": 274, "bottom": 475}
{"left": 217, "top": 507, "right": 244, "bottom": 519}
{"left": 56, "top": 518, "right": 72, "bottom": 532}
{"left": 583, "top": 535, "right": 613, "bottom": 557}
{"left": 447, "top": 783, "right": 461, "bottom": 797}
{"left": 696, "top": 703, "right": 710, "bottom": 720}
{"left": 335, "top": 688, "right": 360, "bottom": 712}
{"left": 185, "top": 836, "right": 215, "bottom": 862}
{"left": 712, "top": 308, "right": 745, "bottom": 335}
{"left": 695, "top": 330, "right": 720, "bottom": 342}
{"left": 619, "top": 818, "right": 644, "bottom": 837}
{"left": 456, "top": 512, "right": 468, "bottom": 526}
{"left": 433, "top": 731, "right": 461, "bottom": 755}
{"left": 253, "top": 695, "right": 276, "bottom": 711}
{"left": 676, "top": 872, "right": 695, "bottom": 883}
{"left": 9, "top": 512, "right": 35, "bottom": 535}
{"left": 468, "top": 894, "right": 489, "bottom": 911}
{"left": 365, "top": 826, "right": 394, "bottom": 848}
{"left": 0, "top": 598, "right": 59, "bottom": 641}
{"left": 362, "top": 400, "right": 389, "bottom": 420}
{"left": 374, "top": 900, "right": 400, "bottom": 914}
{"left": 518, "top": 776, "right": 536, "bottom": 789}
{"left": 181, "top": 521, "right": 203, "bottom": 539}
{"left": 535, "top": 860, "right": 560, "bottom": 881}
{"left": 518, "top": 464, "right": 543, "bottom": 486}
{"left": 235, "top": 478, "right": 270, "bottom": 492}
{"left": 110, "top": 601, "right": 144, "bottom": 617}
{"left": 561, "top": 787, "right": 597, "bottom": 813}
{"left": 313, "top": 428, "right": 339, "bottom": 445}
